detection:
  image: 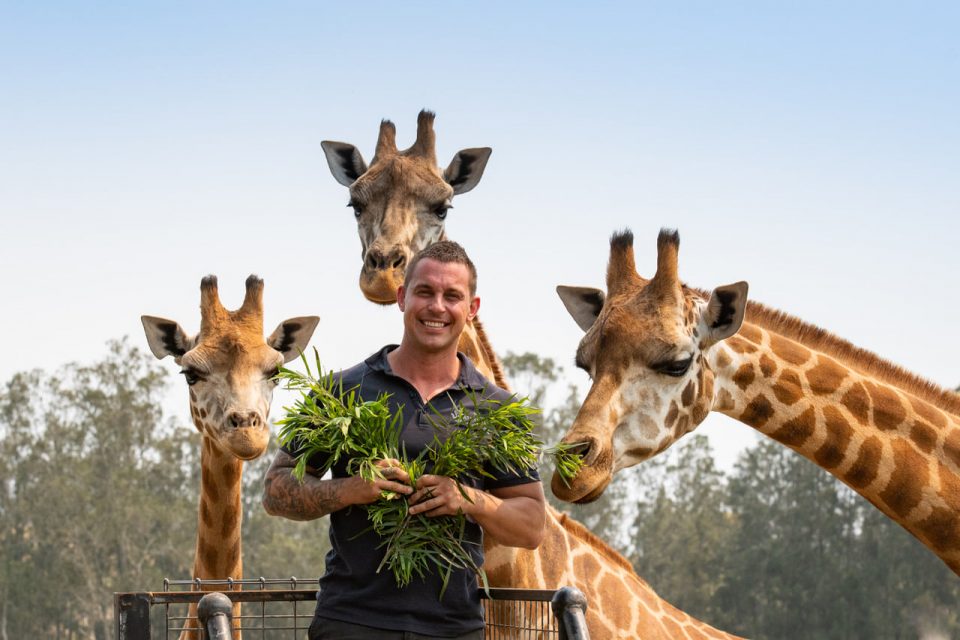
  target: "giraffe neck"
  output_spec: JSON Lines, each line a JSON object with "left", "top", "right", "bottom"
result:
{"left": 484, "top": 505, "right": 740, "bottom": 638}
{"left": 712, "top": 320, "right": 960, "bottom": 574}
{"left": 458, "top": 317, "right": 508, "bottom": 390}
{"left": 193, "top": 435, "right": 244, "bottom": 581}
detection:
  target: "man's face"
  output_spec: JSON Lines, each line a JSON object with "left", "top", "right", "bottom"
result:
{"left": 397, "top": 258, "right": 480, "bottom": 355}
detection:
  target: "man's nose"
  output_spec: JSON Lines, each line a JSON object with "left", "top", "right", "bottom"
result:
{"left": 427, "top": 295, "right": 445, "bottom": 312}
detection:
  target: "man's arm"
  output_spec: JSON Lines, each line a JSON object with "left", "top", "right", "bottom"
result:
{"left": 407, "top": 477, "right": 546, "bottom": 549}
{"left": 262, "top": 450, "right": 413, "bottom": 521}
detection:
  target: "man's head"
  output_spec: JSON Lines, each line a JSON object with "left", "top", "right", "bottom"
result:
{"left": 397, "top": 241, "right": 480, "bottom": 355}
{"left": 403, "top": 241, "right": 478, "bottom": 297}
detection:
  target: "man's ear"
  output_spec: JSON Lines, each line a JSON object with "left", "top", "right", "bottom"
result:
{"left": 468, "top": 296, "right": 480, "bottom": 320}
{"left": 267, "top": 316, "right": 321, "bottom": 363}
{"left": 141, "top": 316, "right": 193, "bottom": 359}
{"left": 443, "top": 147, "right": 492, "bottom": 195}
{"left": 396, "top": 285, "right": 406, "bottom": 311}
{"left": 321, "top": 141, "right": 369, "bottom": 187}
{"left": 556, "top": 286, "right": 605, "bottom": 333}
{"left": 699, "top": 281, "right": 749, "bottom": 345}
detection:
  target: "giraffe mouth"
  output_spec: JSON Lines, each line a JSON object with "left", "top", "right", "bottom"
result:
{"left": 360, "top": 268, "right": 403, "bottom": 305}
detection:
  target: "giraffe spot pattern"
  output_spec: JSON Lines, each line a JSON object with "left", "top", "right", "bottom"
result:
{"left": 715, "top": 349, "right": 732, "bottom": 369}
{"left": 909, "top": 396, "right": 948, "bottom": 430}
{"left": 845, "top": 436, "right": 883, "bottom": 489}
{"left": 943, "top": 430, "right": 960, "bottom": 469}
{"left": 725, "top": 336, "right": 757, "bottom": 354}
{"left": 878, "top": 440, "right": 927, "bottom": 518}
{"left": 771, "top": 405, "right": 816, "bottom": 447}
{"left": 221, "top": 507, "right": 240, "bottom": 538}
{"left": 805, "top": 358, "right": 848, "bottom": 396}
{"left": 732, "top": 364, "right": 755, "bottom": 390}
{"left": 758, "top": 354, "right": 777, "bottom": 377}
{"left": 771, "top": 369, "right": 803, "bottom": 406}
{"left": 865, "top": 382, "right": 906, "bottom": 430}
{"left": 769, "top": 333, "right": 812, "bottom": 365}
{"left": 738, "top": 323, "right": 763, "bottom": 343}
{"left": 815, "top": 406, "right": 853, "bottom": 469}
{"left": 200, "top": 500, "right": 214, "bottom": 528}
{"left": 910, "top": 421, "right": 938, "bottom": 454}
{"left": 917, "top": 506, "right": 960, "bottom": 553}
{"left": 202, "top": 471, "right": 221, "bottom": 503}
{"left": 741, "top": 394, "right": 774, "bottom": 429}
{"left": 840, "top": 382, "right": 870, "bottom": 423}
{"left": 665, "top": 401, "right": 679, "bottom": 430}
{"left": 681, "top": 380, "right": 696, "bottom": 407}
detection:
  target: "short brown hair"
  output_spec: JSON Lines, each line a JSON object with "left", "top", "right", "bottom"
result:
{"left": 404, "top": 241, "right": 478, "bottom": 296}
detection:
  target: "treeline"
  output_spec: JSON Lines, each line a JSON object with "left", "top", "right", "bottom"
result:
{"left": 503, "top": 353, "right": 960, "bottom": 640}
{"left": 0, "top": 345, "right": 957, "bottom": 639}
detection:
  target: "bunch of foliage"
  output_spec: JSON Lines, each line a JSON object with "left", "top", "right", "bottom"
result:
{"left": 274, "top": 350, "right": 583, "bottom": 597}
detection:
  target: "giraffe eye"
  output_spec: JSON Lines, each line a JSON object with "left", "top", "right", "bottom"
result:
{"left": 433, "top": 204, "right": 451, "bottom": 220}
{"left": 267, "top": 367, "right": 281, "bottom": 385}
{"left": 653, "top": 356, "right": 693, "bottom": 378}
{"left": 348, "top": 200, "right": 364, "bottom": 218}
{"left": 180, "top": 369, "right": 203, "bottom": 386}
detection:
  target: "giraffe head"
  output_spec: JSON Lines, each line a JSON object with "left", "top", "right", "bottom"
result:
{"left": 141, "top": 275, "right": 319, "bottom": 460}
{"left": 321, "top": 110, "right": 492, "bottom": 304}
{"left": 552, "top": 229, "right": 749, "bottom": 503}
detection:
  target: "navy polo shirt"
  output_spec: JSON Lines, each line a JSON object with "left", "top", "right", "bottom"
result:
{"left": 281, "top": 345, "right": 540, "bottom": 636}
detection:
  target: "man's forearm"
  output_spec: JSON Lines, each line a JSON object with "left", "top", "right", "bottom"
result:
{"left": 262, "top": 468, "right": 357, "bottom": 521}
{"left": 465, "top": 490, "right": 546, "bottom": 549}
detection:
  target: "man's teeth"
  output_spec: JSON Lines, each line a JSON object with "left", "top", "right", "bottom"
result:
{"left": 423, "top": 320, "right": 446, "bottom": 328}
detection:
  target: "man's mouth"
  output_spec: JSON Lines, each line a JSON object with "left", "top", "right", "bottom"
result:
{"left": 421, "top": 320, "right": 448, "bottom": 328}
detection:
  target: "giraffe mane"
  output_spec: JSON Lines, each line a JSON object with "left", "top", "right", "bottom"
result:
{"left": 555, "top": 511, "right": 643, "bottom": 577}
{"left": 689, "top": 285, "right": 960, "bottom": 417}
{"left": 470, "top": 316, "right": 508, "bottom": 390}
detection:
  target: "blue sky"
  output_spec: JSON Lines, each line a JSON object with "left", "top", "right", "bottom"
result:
{"left": 2, "top": 2, "right": 958, "bottom": 468}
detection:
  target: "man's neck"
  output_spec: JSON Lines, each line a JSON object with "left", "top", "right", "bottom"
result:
{"left": 387, "top": 344, "right": 461, "bottom": 403}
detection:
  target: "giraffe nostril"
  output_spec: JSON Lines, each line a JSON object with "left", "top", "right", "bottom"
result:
{"left": 365, "top": 250, "right": 387, "bottom": 271}
{"left": 228, "top": 411, "right": 260, "bottom": 429}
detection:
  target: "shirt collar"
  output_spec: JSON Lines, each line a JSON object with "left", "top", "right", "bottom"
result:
{"left": 365, "top": 345, "right": 489, "bottom": 392}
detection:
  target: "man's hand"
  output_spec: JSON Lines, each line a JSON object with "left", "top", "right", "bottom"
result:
{"left": 352, "top": 458, "right": 414, "bottom": 505}
{"left": 408, "top": 475, "right": 473, "bottom": 517}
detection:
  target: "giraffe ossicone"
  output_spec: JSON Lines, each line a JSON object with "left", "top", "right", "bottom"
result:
{"left": 142, "top": 274, "right": 318, "bottom": 638}
{"left": 554, "top": 228, "right": 960, "bottom": 576}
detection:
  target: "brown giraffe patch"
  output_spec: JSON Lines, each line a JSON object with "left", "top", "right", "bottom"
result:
{"left": 878, "top": 440, "right": 927, "bottom": 518}
{"left": 769, "top": 333, "right": 812, "bottom": 365}
{"left": 726, "top": 336, "right": 757, "bottom": 354}
{"left": 741, "top": 394, "right": 775, "bottom": 429}
{"left": 865, "top": 382, "right": 906, "bottom": 430}
{"left": 681, "top": 380, "right": 697, "bottom": 406}
{"left": 758, "top": 354, "right": 777, "bottom": 377}
{"left": 201, "top": 471, "right": 221, "bottom": 503}
{"left": 221, "top": 462, "right": 240, "bottom": 487}
{"left": 200, "top": 500, "right": 214, "bottom": 528}
{"left": 200, "top": 540, "right": 219, "bottom": 571}
{"left": 692, "top": 398, "right": 709, "bottom": 424}
{"left": 845, "top": 436, "right": 883, "bottom": 489}
{"left": 661, "top": 616, "right": 685, "bottom": 638}
{"left": 625, "top": 446, "right": 654, "bottom": 459}
{"left": 573, "top": 551, "right": 602, "bottom": 579}
{"left": 910, "top": 421, "right": 938, "bottom": 454}
{"left": 909, "top": 396, "right": 948, "bottom": 430}
{"left": 199, "top": 407, "right": 208, "bottom": 419}
{"left": 715, "top": 349, "right": 732, "bottom": 369}
{"left": 732, "top": 364, "right": 755, "bottom": 390}
{"left": 771, "top": 406, "right": 816, "bottom": 447}
{"left": 814, "top": 406, "right": 853, "bottom": 469}
{"left": 676, "top": 415, "right": 691, "bottom": 435}
{"left": 771, "top": 369, "right": 803, "bottom": 406}
{"left": 221, "top": 507, "right": 240, "bottom": 538}
{"left": 665, "top": 401, "right": 680, "bottom": 429}
{"left": 840, "top": 382, "right": 870, "bottom": 423}
{"left": 944, "top": 430, "right": 960, "bottom": 469}
{"left": 805, "top": 357, "right": 848, "bottom": 396}
{"left": 917, "top": 506, "right": 960, "bottom": 553}
{"left": 715, "top": 388, "right": 736, "bottom": 411}
{"left": 189, "top": 389, "right": 197, "bottom": 402}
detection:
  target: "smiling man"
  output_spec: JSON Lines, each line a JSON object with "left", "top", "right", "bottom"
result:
{"left": 262, "top": 241, "right": 546, "bottom": 640}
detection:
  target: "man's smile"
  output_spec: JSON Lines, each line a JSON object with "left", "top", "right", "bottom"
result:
{"left": 421, "top": 319, "right": 449, "bottom": 328}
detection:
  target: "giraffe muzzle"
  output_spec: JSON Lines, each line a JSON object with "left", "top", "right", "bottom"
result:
{"left": 228, "top": 410, "right": 262, "bottom": 430}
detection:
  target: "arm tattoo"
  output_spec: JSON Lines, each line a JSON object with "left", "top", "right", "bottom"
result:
{"left": 262, "top": 453, "right": 353, "bottom": 520}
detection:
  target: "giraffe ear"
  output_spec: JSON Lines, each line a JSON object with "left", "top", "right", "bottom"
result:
{"left": 557, "top": 286, "right": 605, "bottom": 333}
{"left": 321, "top": 141, "right": 368, "bottom": 187}
{"left": 699, "top": 281, "right": 749, "bottom": 345}
{"left": 267, "top": 316, "right": 320, "bottom": 363}
{"left": 443, "top": 147, "right": 492, "bottom": 195}
{"left": 141, "top": 316, "right": 193, "bottom": 359}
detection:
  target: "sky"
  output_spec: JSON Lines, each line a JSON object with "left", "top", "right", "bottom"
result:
{"left": 1, "top": 2, "right": 958, "bottom": 470}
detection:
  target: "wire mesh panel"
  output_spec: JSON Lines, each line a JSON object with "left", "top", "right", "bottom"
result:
{"left": 115, "top": 579, "right": 583, "bottom": 639}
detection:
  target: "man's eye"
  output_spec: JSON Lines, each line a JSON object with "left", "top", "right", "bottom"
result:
{"left": 180, "top": 369, "right": 203, "bottom": 385}
{"left": 654, "top": 356, "right": 693, "bottom": 378}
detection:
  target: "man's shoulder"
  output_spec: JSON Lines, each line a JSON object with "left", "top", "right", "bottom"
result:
{"left": 335, "top": 360, "right": 371, "bottom": 387}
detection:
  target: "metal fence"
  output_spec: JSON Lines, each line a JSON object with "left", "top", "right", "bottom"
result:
{"left": 115, "top": 578, "right": 588, "bottom": 639}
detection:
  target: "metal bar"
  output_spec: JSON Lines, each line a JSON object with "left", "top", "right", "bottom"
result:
{"left": 197, "top": 593, "right": 233, "bottom": 640}
{"left": 115, "top": 593, "right": 152, "bottom": 640}
{"left": 551, "top": 587, "right": 589, "bottom": 640}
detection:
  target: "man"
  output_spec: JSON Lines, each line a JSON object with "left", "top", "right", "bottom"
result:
{"left": 262, "top": 241, "right": 546, "bottom": 640}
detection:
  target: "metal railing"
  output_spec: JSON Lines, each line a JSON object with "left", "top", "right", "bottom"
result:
{"left": 115, "top": 578, "right": 589, "bottom": 639}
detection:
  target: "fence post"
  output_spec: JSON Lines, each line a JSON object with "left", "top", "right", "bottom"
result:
{"left": 115, "top": 593, "right": 152, "bottom": 640}
{"left": 197, "top": 592, "right": 233, "bottom": 640}
{"left": 551, "top": 586, "right": 589, "bottom": 640}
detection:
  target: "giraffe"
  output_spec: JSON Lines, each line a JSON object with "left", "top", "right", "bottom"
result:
{"left": 553, "top": 228, "right": 960, "bottom": 577}
{"left": 321, "top": 114, "right": 740, "bottom": 638}
{"left": 321, "top": 110, "right": 505, "bottom": 388}
{"left": 141, "top": 275, "right": 318, "bottom": 639}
